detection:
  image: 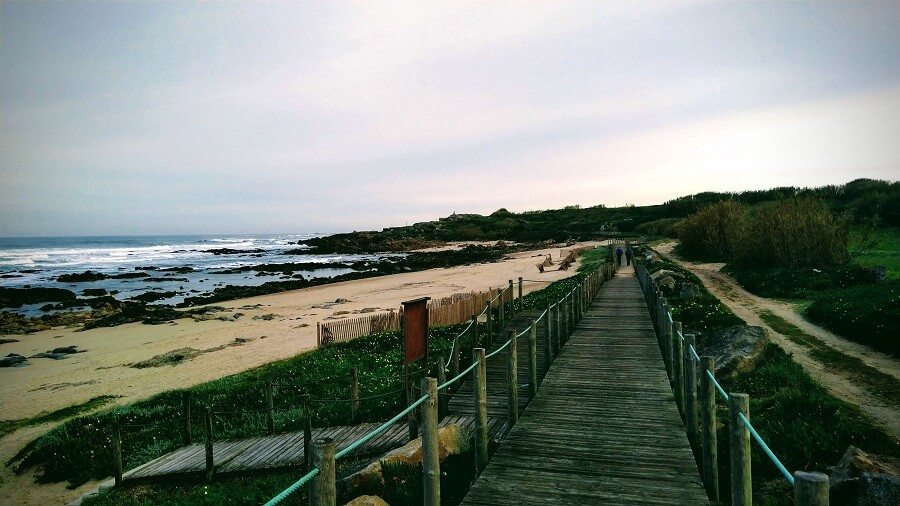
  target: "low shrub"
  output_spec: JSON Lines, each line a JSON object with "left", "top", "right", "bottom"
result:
{"left": 723, "top": 264, "right": 874, "bottom": 299}
{"left": 804, "top": 281, "right": 900, "bottom": 357}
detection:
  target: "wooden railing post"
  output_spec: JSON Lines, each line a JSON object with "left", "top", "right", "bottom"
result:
{"left": 673, "top": 320, "right": 684, "bottom": 415}
{"left": 436, "top": 356, "right": 448, "bottom": 419}
{"left": 497, "top": 288, "right": 506, "bottom": 326}
{"left": 303, "top": 395, "right": 312, "bottom": 468}
{"left": 684, "top": 334, "right": 699, "bottom": 451}
{"left": 560, "top": 297, "right": 568, "bottom": 344}
{"left": 407, "top": 381, "right": 419, "bottom": 441}
{"left": 794, "top": 471, "right": 829, "bottom": 506}
{"left": 310, "top": 438, "right": 336, "bottom": 506}
{"left": 265, "top": 381, "right": 275, "bottom": 434}
{"left": 473, "top": 348, "right": 489, "bottom": 473}
{"left": 421, "top": 377, "right": 440, "bottom": 506}
{"left": 485, "top": 302, "right": 493, "bottom": 348}
{"left": 204, "top": 407, "right": 214, "bottom": 482}
{"left": 544, "top": 302, "right": 554, "bottom": 370}
{"left": 507, "top": 330, "right": 519, "bottom": 426}
{"left": 518, "top": 277, "right": 523, "bottom": 310}
{"left": 182, "top": 391, "right": 192, "bottom": 445}
{"left": 553, "top": 301, "right": 561, "bottom": 352}
{"left": 113, "top": 417, "right": 123, "bottom": 486}
{"left": 350, "top": 368, "right": 360, "bottom": 424}
{"left": 508, "top": 279, "right": 514, "bottom": 319}
{"left": 700, "top": 356, "right": 720, "bottom": 502}
{"left": 453, "top": 335, "right": 461, "bottom": 381}
{"left": 729, "top": 393, "right": 752, "bottom": 506}
{"left": 529, "top": 319, "right": 538, "bottom": 398}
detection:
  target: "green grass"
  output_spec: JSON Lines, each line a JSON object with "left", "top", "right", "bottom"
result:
{"left": 0, "top": 396, "right": 117, "bottom": 438}
{"left": 852, "top": 226, "right": 900, "bottom": 280}
{"left": 803, "top": 281, "right": 900, "bottom": 357}
{"left": 758, "top": 310, "right": 900, "bottom": 410}
{"left": 82, "top": 468, "right": 313, "bottom": 506}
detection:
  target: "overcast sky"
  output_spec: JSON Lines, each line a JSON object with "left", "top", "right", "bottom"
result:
{"left": 1, "top": 1, "right": 898, "bottom": 237}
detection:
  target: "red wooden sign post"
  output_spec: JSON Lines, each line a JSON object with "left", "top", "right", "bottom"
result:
{"left": 401, "top": 297, "right": 430, "bottom": 440}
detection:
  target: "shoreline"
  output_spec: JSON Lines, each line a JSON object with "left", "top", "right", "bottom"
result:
{"left": 0, "top": 242, "right": 592, "bottom": 421}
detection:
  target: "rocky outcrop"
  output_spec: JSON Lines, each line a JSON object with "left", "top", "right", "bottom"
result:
{"left": 703, "top": 325, "right": 768, "bottom": 376}
{"left": 0, "top": 287, "right": 77, "bottom": 309}
{"left": 679, "top": 282, "right": 701, "bottom": 299}
{"left": 341, "top": 424, "right": 469, "bottom": 498}
{"left": 831, "top": 446, "right": 900, "bottom": 506}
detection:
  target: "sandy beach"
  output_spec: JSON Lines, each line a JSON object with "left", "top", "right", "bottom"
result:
{"left": 0, "top": 243, "right": 590, "bottom": 505}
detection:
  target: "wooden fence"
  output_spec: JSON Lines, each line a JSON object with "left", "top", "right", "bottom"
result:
{"left": 317, "top": 289, "right": 499, "bottom": 347}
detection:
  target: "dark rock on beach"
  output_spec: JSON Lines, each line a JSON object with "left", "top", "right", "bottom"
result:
{"left": 130, "top": 291, "right": 177, "bottom": 303}
{"left": 31, "top": 345, "right": 85, "bottom": 360}
{"left": 1, "top": 353, "right": 27, "bottom": 367}
{"left": 1, "top": 287, "right": 77, "bottom": 309}
{"left": 57, "top": 271, "right": 107, "bottom": 282}
{"left": 110, "top": 272, "right": 151, "bottom": 279}
{"left": 82, "top": 288, "right": 108, "bottom": 297}
{"left": 205, "top": 248, "right": 266, "bottom": 255}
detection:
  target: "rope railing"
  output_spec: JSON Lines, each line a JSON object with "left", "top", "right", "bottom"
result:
{"left": 739, "top": 412, "right": 795, "bottom": 484}
{"left": 635, "top": 260, "right": 828, "bottom": 505}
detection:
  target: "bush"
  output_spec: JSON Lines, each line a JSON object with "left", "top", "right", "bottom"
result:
{"left": 723, "top": 264, "right": 875, "bottom": 299}
{"left": 675, "top": 200, "right": 745, "bottom": 261}
{"left": 734, "top": 197, "right": 850, "bottom": 269}
{"left": 804, "top": 281, "right": 900, "bottom": 357}
{"left": 634, "top": 217, "right": 681, "bottom": 238}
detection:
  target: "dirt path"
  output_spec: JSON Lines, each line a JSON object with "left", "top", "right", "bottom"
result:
{"left": 654, "top": 242, "right": 900, "bottom": 442}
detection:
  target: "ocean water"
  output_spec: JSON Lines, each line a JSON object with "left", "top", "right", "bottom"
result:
{"left": 0, "top": 234, "right": 387, "bottom": 314}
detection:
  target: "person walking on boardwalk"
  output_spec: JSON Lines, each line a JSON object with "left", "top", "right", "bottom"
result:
{"left": 615, "top": 246, "right": 623, "bottom": 266}
{"left": 625, "top": 245, "right": 634, "bottom": 266}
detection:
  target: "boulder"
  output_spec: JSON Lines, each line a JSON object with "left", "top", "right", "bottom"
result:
{"left": 679, "top": 282, "right": 701, "bottom": 299}
{"left": 703, "top": 326, "right": 768, "bottom": 376}
{"left": 658, "top": 276, "right": 676, "bottom": 290}
{"left": 831, "top": 446, "right": 900, "bottom": 505}
{"left": 651, "top": 269, "right": 684, "bottom": 281}
{"left": 345, "top": 496, "right": 390, "bottom": 506}
{"left": 82, "top": 288, "right": 108, "bottom": 297}
{"left": 341, "top": 424, "right": 469, "bottom": 498}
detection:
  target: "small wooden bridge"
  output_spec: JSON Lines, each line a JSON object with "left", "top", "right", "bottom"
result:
{"left": 122, "top": 414, "right": 506, "bottom": 482}
{"left": 461, "top": 265, "right": 709, "bottom": 505}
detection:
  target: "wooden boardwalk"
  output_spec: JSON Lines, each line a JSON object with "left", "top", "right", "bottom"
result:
{"left": 123, "top": 414, "right": 506, "bottom": 482}
{"left": 462, "top": 266, "right": 710, "bottom": 505}
{"left": 447, "top": 310, "right": 551, "bottom": 420}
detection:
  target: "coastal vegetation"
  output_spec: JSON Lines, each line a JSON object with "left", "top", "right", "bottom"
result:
{"left": 638, "top": 248, "right": 900, "bottom": 505}
{"left": 673, "top": 190, "right": 899, "bottom": 357}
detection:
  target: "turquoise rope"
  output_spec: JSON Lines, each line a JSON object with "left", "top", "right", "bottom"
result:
{"left": 689, "top": 344, "right": 701, "bottom": 362}
{"left": 739, "top": 412, "right": 795, "bottom": 485}
{"left": 486, "top": 339, "right": 511, "bottom": 359}
{"left": 335, "top": 394, "right": 429, "bottom": 459}
{"left": 706, "top": 369, "right": 730, "bottom": 401}
{"left": 264, "top": 468, "right": 319, "bottom": 505}
{"left": 438, "top": 362, "right": 478, "bottom": 391}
